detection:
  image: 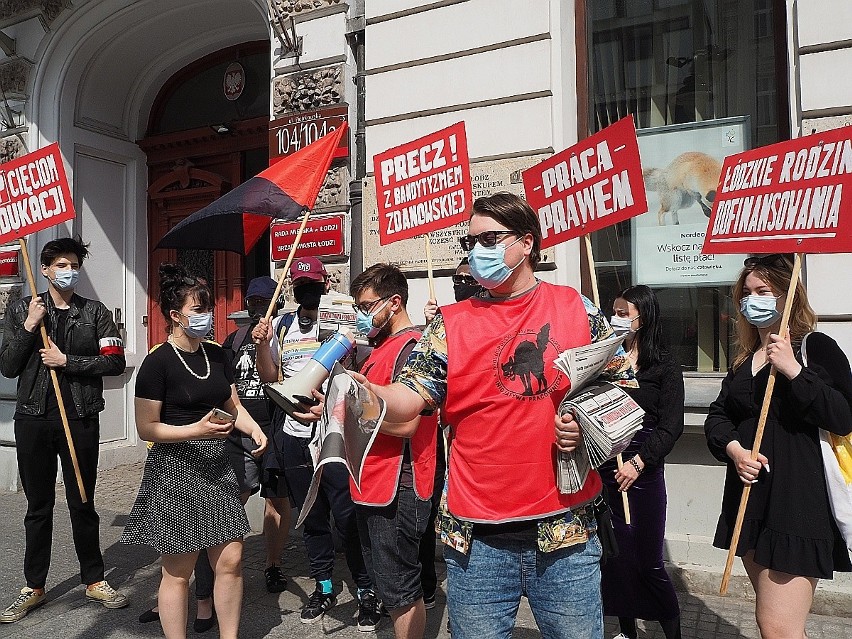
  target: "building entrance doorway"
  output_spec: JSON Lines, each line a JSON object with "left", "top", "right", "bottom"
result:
{"left": 139, "top": 42, "right": 270, "bottom": 346}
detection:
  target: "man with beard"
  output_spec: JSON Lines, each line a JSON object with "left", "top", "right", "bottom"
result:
{"left": 253, "top": 258, "right": 379, "bottom": 630}
{"left": 221, "top": 276, "right": 291, "bottom": 594}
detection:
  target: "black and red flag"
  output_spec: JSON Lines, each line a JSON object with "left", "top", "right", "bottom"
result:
{"left": 157, "top": 121, "right": 348, "bottom": 254}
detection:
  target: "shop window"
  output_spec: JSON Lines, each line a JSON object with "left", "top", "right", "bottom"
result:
{"left": 584, "top": 0, "right": 787, "bottom": 372}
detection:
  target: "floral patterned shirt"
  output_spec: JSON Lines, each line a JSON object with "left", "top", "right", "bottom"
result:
{"left": 396, "top": 285, "right": 636, "bottom": 554}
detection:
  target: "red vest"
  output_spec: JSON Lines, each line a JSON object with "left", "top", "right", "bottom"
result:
{"left": 442, "top": 282, "right": 602, "bottom": 523}
{"left": 350, "top": 329, "right": 438, "bottom": 506}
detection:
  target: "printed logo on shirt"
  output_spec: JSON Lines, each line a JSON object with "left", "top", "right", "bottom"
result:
{"left": 492, "top": 323, "right": 563, "bottom": 400}
{"left": 234, "top": 342, "right": 265, "bottom": 400}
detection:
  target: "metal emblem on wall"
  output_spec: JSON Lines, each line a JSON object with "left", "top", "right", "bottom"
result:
{"left": 362, "top": 155, "right": 553, "bottom": 272}
{"left": 223, "top": 62, "right": 245, "bottom": 101}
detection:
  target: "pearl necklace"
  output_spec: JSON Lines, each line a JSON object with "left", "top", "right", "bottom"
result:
{"left": 168, "top": 337, "right": 210, "bottom": 380}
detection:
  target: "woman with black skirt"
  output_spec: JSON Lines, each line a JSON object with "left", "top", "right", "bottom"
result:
{"left": 600, "top": 285, "right": 683, "bottom": 639}
{"left": 705, "top": 254, "right": 852, "bottom": 639}
{"left": 122, "top": 265, "right": 268, "bottom": 639}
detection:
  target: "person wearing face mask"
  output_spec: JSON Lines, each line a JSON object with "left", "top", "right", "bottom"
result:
{"left": 0, "top": 237, "right": 129, "bottom": 623}
{"left": 252, "top": 257, "right": 379, "bottom": 629}
{"left": 705, "top": 254, "right": 852, "bottom": 639}
{"left": 349, "top": 264, "right": 438, "bottom": 639}
{"left": 599, "top": 286, "right": 684, "bottom": 639}
{"left": 423, "top": 257, "right": 483, "bottom": 324}
{"left": 305, "top": 193, "right": 635, "bottom": 639}
{"left": 121, "top": 264, "right": 267, "bottom": 639}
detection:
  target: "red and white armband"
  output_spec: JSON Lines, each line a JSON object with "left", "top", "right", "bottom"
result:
{"left": 99, "top": 337, "right": 124, "bottom": 356}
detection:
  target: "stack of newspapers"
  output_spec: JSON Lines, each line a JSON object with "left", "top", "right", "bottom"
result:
{"left": 553, "top": 336, "right": 645, "bottom": 494}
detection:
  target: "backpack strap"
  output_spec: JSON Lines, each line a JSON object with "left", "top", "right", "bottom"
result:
{"left": 275, "top": 312, "right": 298, "bottom": 382}
{"left": 232, "top": 324, "right": 252, "bottom": 352}
{"left": 801, "top": 332, "right": 812, "bottom": 367}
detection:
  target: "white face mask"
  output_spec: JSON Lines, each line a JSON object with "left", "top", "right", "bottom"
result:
{"left": 610, "top": 314, "right": 639, "bottom": 334}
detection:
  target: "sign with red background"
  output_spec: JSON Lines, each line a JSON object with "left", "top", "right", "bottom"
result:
{"left": 0, "top": 248, "right": 19, "bottom": 276}
{"left": 703, "top": 125, "right": 852, "bottom": 254}
{"left": 270, "top": 214, "right": 346, "bottom": 260}
{"left": 373, "top": 121, "right": 472, "bottom": 245}
{"left": 0, "top": 143, "right": 74, "bottom": 245}
{"left": 522, "top": 116, "right": 647, "bottom": 249}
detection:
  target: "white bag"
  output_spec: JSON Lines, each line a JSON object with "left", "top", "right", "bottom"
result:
{"left": 803, "top": 333, "right": 852, "bottom": 554}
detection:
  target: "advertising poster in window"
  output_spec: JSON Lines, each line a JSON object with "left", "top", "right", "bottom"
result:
{"left": 632, "top": 118, "right": 749, "bottom": 286}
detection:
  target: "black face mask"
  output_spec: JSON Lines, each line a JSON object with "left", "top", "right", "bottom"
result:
{"left": 294, "top": 282, "right": 325, "bottom": 310}
{"left": 454, "top": 282, "right": 482, "bottom": 302}
{"left": 247, "top": 302, "right": 268, "bottom": 321}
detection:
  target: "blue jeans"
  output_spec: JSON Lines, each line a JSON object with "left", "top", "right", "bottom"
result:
{"left": 445, "top": 531, "right": 603, "bottom": 639}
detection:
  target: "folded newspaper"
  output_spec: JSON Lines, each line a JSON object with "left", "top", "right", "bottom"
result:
{"left": 554, "top": 335, "right": 645, "bottom": 494}
{"left": 296, "top": 362, "right": 386, "bottom": 528}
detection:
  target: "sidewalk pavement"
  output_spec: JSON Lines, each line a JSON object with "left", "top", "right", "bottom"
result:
{"left": 0, "top": 462, "right": 850, "bottom": 639}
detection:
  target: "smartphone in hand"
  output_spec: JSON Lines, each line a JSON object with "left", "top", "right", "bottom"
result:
{"left": 210, "top": 408, "right": 236, "bottom": 424}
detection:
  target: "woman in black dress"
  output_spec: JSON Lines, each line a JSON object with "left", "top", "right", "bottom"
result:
{"left": 122, "top": 265, "right": 268, "bottom": 639}
{"left": 705, "top": 254, "right": 852, "bottom": 639}
{"left": 600, "top": 285, "right": 683, "bottom": 639}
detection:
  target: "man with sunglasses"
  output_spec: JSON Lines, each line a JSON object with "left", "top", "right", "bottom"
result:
{"left": 252, "top": 258, "right": 379, "bottom": 630}
{"left": 340, "top": 193, "right": 634, "bottom": 639}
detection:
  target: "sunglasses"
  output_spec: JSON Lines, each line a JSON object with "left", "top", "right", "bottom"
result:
{"left": 459, "top": 230, "right": 518, "bottom": 252}
{"left": 352, "top": 295, "right": 391, "bottom": 315}
{"left": 743, "top": 254, "right": 791, "bottom": 269}
{"left": 452, "top": 274, "right": 478, "bottom": 286}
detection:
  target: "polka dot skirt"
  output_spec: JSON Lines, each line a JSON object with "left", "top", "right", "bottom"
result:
{"left": 121, "top": 439, "right": 250, "bottom": 555}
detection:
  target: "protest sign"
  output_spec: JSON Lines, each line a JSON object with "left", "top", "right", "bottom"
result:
{"left": 703, "top": 125, "right": 852, "bottom": 254}
{"left": 373, "top": 121, "right": 472, "bottom": 246}
{"left": 522, "top": 116, "right": 647, "bottom": 250}
{"left": 0, "top": 143, "right": 74, "bottom": 244}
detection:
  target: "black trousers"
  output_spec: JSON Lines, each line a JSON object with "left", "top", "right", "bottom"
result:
{"left": 15, "top": 416, "right": 104, "bottom": 589}
{"left": 281, "top": 432, "right": 370, "bottom": 588}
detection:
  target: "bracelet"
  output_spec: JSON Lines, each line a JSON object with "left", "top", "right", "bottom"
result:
{"left": 628, "top": 457, "right": 643, "bottom": 474}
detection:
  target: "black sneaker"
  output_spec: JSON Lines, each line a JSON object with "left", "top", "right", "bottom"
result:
{"left": 264, "top": 566, "right": 288, "bottom": 593}
{"left": 423, "top": 591, "right": 436, "bottom": 610}
{"left": 300, "top": 586, "right": 336, "bottom": 624}
{"left": 356, "top": 589, "right": 382, "bottom": 632}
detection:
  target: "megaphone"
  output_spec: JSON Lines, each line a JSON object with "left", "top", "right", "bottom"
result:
{"left": 264, "top": 328, "right": 356, "bottom": 425}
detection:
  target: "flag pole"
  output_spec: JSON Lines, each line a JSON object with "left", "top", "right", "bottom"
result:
{"left": 424, "top": 233, "right": 436, "bottom": 300}
{"left": 18, "top": 237, "right": 88, "bottom": 503}
{"left": 584, "top": 234, "right": 630, "bottom": 524}
{"left": 720, "top": 252, "right": 803, "bottom": 594}
{"left": 265, "top": 207, "right": 313, "bottom": 322}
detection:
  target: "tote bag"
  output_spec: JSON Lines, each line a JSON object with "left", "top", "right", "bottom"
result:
{"left": 802, "top": 333, "right": 852, "bottom": 554}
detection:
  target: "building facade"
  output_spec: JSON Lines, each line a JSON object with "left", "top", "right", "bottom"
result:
{"left": 0, "top": 0, "right": 848, "bottom": 592}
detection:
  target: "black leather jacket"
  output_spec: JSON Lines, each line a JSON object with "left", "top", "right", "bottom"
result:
{"left": 0, "top": 292, "right": 125, "bottom": 417}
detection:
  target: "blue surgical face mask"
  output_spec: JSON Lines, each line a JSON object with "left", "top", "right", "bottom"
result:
{"left": 356, "top": 299, "right": 391, "bottom": 339}
{"left": 50, "top": 268, "right": 79, "bottom": 291}
{"left": 740, "top": 295, "right": 780, "bottom": 328}
{"left": 610, "top": 315, "right": 639, "bottom": 334}
{"left": 178, "top": 311, "right": 213, "bottom": 338}
{"left": 468, "top": 237, "right": 523, "bottom": 289}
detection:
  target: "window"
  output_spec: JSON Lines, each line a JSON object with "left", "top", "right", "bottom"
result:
{"left": 585, "top": 0, "right": 787, "bottom": 371}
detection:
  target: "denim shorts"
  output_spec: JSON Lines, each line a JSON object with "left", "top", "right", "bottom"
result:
{"left": 445, "top": 529, "right": 603, "bottom": 639}
{"left": 356, "top": 485, "right": 432, "bottom": 610}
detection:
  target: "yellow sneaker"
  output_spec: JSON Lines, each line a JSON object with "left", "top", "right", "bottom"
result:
{"left": 0, "top": 587, "right": 45, "bottom": 623}
{"left": 85, "top": 581, "right": 129, "bottom": 609}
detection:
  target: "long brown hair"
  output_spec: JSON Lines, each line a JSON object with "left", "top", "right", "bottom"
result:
{"left": 731, "top": 254, "right": 817, "bottom": 370}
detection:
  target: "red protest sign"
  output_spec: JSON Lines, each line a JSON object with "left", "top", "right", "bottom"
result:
{"left": 703, "top": 125, "right": 852, "bottom": 254}
{"left": 522, "top": 116, "right": 647, "bottom": 249}
{"left": 0, "top": 143, "right": 74, "bottom": 244}
{"left": 373, "top": 122, "right": 471, "bottom": 245}
{"left": 270, "top": 214, "right": 346, "bottom": 260}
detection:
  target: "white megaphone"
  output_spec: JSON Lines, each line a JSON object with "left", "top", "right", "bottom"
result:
{"left": 264, "top": 328, "right": 356, "bottom": 425}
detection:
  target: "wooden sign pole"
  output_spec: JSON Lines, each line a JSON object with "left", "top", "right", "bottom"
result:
{"left": 719, "top": 252, "right": 803, "bottom": 595}
{"left": 265, "top": 208, "right": 313, "bottom": 322}
{"left": 424, "top": 233, "right": 436, "bottom": 300}
{"left": 584, "top": 234, "right": 631, "bottom": 524}
{"left": 18, "top": 237, "right": 87, "bottom": 503}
